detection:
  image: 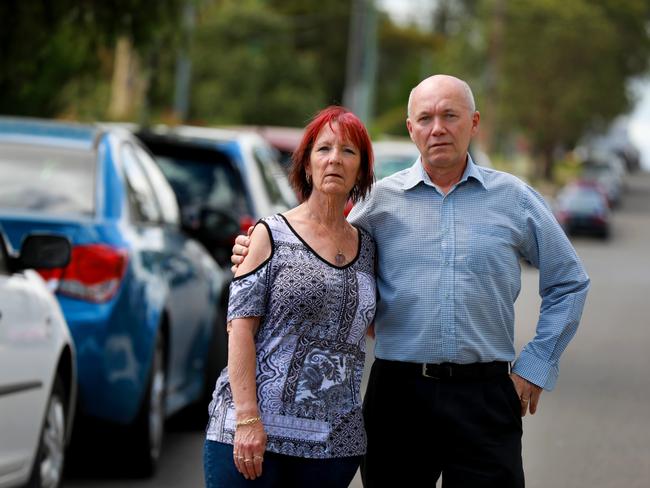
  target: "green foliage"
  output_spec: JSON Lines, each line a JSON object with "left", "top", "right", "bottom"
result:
{"left": 501, "top": 0, "right": 621, "bottom": 143}
{"left": 426, "top": 0, "right": 650, "bottom": 180}
{"left": 267, "top": 0, "right": 351, "bottom": 105}
{"left": 3, "top": 0, "right": 649, "bottom": 152}
{"left": 0, "top": 1, "right": 92, "bottom": 115}
{"left": 190, "top": 0, "right": 325, "bottom": 125}
{"left": 371, "top": 13, "right": 440, "bottom": 136}
{"left": 0, "top": 0, "right": 183, "bottom": 117}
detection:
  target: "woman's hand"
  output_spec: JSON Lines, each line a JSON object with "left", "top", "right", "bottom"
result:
{"left": 233, "top": 421, "right": 267, "bottom": 480}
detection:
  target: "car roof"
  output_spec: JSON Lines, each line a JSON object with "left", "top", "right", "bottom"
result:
{"left": 0, "top": 116, "right": 101, "bottom": 150}
{"left": 372, "top": 139, "right": 420, "bottom": 156}
{"left": 138, "top": 124, "right": 266, "bottom": 146}
{"left": 225, "top": 125, "right": 305, "bottom": 152}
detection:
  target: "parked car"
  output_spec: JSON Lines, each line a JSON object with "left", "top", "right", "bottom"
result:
{"left": 0, "top": 229, "right": 75, "bottom": 488}
{"left": 372, "top": 140, "right": 420, "bottom": 180}
{"left": 580, "top": 151, "right": 626, "bottom": 208}
{"left": 554, "top": 184, "right": 611, "bottom": 239}
{"left": 372, "top": 139, "right": 492, "bottom": 181}
{"left": 0, "top": 117, "right": 230, "bottom": 475}
{"left": 135, "top": 126, "right": 295, "bottom": 266}
{"left": 226, "top": 125, "right": 304, "bottom": 171}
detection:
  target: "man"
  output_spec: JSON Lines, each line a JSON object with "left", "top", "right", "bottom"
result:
{"left": 232, "top": 75, "right": 590, "bottom": 487}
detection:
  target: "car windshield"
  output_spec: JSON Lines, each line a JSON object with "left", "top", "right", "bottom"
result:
{"left": 559, "top": 190, "right": 606, "bottom": 213}
{"left": 252, "top": 145, "right": 291, "bottom": 207}
{"left": 375, "top": 156, "right": 415, "bottom": 180}
{"left": 0, "top": 142, "right": 95, "bottom": 216}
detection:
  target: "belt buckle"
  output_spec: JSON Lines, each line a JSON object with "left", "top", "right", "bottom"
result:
{"left": 422, "top": 363, "right": 440, "bottom": 379}
{"left": 422, "top": 363, "right": 453, "bottom": 379}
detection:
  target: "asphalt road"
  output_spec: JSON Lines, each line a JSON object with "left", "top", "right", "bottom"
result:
{"left": 65, "top": 173, "right": 650, "bottom": 488}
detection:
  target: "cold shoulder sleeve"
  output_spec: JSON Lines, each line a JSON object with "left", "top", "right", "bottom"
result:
{"left": 227, "top": 219, "right": 275, "bottom": 322}
{"left": 227, "top": 262, "right": 271, "bottom": 322}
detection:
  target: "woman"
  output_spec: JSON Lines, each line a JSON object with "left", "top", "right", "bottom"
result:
{"left": 203, "top": 106, "right": 376, "bottom": 487}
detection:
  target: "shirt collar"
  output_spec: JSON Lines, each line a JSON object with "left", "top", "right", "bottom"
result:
{"left": 402, "top": 153, "right": 487, "bottom": 191}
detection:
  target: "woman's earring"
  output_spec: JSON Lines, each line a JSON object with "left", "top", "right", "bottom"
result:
{"left": 306, "top": 173, "right": 312, "bottom": 185}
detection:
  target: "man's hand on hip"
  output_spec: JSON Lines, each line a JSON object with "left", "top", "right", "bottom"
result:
{"left": 510, "top": 373, "right": 543, "bottom": 417}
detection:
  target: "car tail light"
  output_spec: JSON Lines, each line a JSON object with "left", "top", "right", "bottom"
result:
{"left": 38, "top": 244, "right": 128, "bottom": 303}
{"left": 591, "top": 215, "right": 607, "bottom": 225}
{"left": 239, "top": 215, "right": 256, "bottom": 235}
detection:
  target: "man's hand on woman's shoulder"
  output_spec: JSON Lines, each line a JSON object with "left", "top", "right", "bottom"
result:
{"left": 231, "top": 226, "right": 255, "bottom": 273}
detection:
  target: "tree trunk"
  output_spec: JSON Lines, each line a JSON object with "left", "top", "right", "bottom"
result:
{"left": 108, "top": 36, "right": 147, "bottom": 120}
{"left": 542, "top": 145, "right": 554, "bottom": 182}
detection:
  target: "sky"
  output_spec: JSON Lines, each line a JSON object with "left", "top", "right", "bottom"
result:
{"left": 376, "top": 0, "right": 434, "bottom": 28}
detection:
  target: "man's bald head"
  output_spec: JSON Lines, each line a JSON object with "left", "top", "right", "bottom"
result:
{"left": 407, "top": 75, "right": 476, "bottom": 118}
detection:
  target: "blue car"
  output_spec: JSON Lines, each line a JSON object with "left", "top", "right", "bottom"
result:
{"left": 0, "top": 117, "right": 230, "bottom": 474}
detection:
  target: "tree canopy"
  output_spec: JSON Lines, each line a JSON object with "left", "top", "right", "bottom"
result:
{"left": 430, "top": 0, "right": 650, "bottom": 178}
{"left": 2, "top": 0, "right": 650, "bottom": 180}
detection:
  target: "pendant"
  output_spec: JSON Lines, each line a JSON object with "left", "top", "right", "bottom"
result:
{"left": 335, "top": 252, "right": 346, "bottom": 266}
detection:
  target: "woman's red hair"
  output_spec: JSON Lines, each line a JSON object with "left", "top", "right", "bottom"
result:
{"left": 289, "top": 106, "right": 374, "bottom": 203}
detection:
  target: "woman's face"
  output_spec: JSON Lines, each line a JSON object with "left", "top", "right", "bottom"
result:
{"left": 307, "top": 122, "right": 361, "bottom": 198}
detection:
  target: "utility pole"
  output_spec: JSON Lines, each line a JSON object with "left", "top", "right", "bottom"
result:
{"left": 343, "top": 0, "right": 378, "bottom": 124}
{"left": 480, "top": 0, "right": 505, "bottom": 155}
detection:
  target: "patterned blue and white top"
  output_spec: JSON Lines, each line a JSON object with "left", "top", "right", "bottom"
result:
{"left": 206, "top": 214, "right": 376, "bottom": 459}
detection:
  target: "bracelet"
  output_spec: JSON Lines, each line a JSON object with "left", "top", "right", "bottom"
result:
{"left": 235, "top": 416, "right": 261, "bottom": 428}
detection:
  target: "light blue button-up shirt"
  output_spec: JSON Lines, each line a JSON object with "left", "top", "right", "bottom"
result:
{"left": 348, "top": 155, "right": 590, "bottom": 390}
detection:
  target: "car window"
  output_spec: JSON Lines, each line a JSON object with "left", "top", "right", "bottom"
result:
{"left": 132, "top": 143, "right": 180, "bottom": 226}
{"left": 0, "top": 142, "right": 95, "bottom": 216}
{"left": 375, "top": 156, "right": 415, "bottom": 180}
{"left": 121, "top": 143, "right": 162, "bottom": 223}
{"left": 252, "top": 145, "right": 288, "bottom": 206}
{"left": 0, "top": 234, "right": 9, "bottom": 275}
{"left": 561, "top": 190, "right": 606, "bottom": 212}
{"left": 152, "top": 151, "right": 252, "bottom": 218}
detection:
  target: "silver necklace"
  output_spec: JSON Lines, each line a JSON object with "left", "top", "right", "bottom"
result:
{"left": 307, "top": 201, "right": 348, "bottom": 265}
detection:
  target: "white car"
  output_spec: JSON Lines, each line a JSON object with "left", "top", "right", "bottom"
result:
{"left": 0, "top": 231, "right": 76, "bottom": 488}
{"left": 373, "top": 139, "right": 493, "bottom": 181}
{"left": 372, "top": 140, "right": 422, "bottom": 180}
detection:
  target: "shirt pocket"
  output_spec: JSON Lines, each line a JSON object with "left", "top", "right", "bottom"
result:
{"left": 463, "top": 224, "right": 516, "bottom": 275}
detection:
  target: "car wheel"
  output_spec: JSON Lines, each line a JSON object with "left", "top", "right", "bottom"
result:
{"left": 130, "top": 332, "right": 166, "bottom": 476}
{"left": 27, "top": 375, "right": 67, "bottom": 488}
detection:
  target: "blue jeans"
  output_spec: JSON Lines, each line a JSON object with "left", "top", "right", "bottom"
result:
{"left": 203, "top": 440, "right": 361, "bottom": 488}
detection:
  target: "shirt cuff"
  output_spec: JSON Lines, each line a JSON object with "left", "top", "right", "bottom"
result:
{"left": 512, "top": 349, "right": 559, "bottom": 391}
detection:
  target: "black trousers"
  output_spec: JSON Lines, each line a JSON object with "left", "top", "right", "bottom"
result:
{"left": 361, "top": 359, "right": 525, "bottom": 488}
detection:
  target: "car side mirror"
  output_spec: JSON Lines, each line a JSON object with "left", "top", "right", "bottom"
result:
{"left": 18, "top": 234, "right": 71, "bottom": 270}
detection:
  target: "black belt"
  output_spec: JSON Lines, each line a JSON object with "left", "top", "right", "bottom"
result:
{"left": 376, "top": 358, "right": 509, "bottom": 381}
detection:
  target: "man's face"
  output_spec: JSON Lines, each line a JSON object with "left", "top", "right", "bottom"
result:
{"left": 406, "top": 78, "right": 479, "bottom": 171}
